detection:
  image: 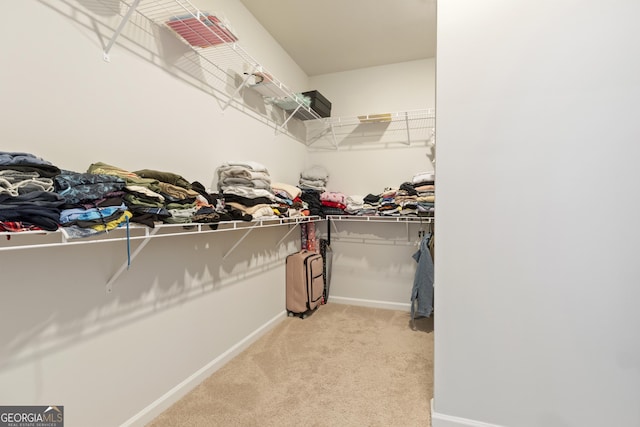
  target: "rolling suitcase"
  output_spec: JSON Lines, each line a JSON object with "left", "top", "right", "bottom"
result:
{"left": 286, "top": 250, "right": 324, "bottom": 318}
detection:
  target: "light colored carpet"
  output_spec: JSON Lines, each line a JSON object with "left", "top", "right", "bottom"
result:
{"left": 146, "top": 303, "right": 434, "bottom": 427}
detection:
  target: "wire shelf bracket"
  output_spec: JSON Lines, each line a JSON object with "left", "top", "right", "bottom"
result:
{"left": 103, "top": 0, "right": 143, "bottom": 62}
{"left": 106, "top": 226, "right": 161, "bottom": 294}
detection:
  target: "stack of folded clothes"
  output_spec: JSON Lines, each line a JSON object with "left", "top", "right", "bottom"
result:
{"left": 271, "top": 182, "right": 308, "bottom": 217}
{"left": 412, "top": 171, "right": 435, "bottom": 216}
{"left": 0, "top": 152, "right": 64, "bottom": 232}
{"left": 216, "top": 161, "right": 277, "bottom": 221}
{"left": 325, "top": 169, "right": 434, "bottom": 218}
{"left": 395, "top": 182, "right": 419, "bottom": 216}
{"left": 320, "top": 191, "right": 347, "bottom": 216}
{"left": 87, "top": 162, "right": 178, "bottom": 227}
{"left": 134, "top": 169, "right": 204, "bottom": 224}
{"left": 344, "top": 195, "right": 365, "bottom": 215}
{"left": 358, "top": 193, "right": 381, "bottom": 216}
{"left": 55, "top": 170, "right": 130, "bottom": 238}
{"left": 299, "top": 165, "right": 329, "bottom": 217}
{"left": 299, "top": 165, "right": 329, "bottom": 192}
{"left": 377, "top": 188, "right": 401, "bottom": 216}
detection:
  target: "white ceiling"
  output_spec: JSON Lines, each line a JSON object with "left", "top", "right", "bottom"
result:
{"left": 238, "top": 0, "right": 437, "bottom": 77}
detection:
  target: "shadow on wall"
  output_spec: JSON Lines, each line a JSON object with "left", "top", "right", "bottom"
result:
{"left": 0, "top": 226, "right": 300, "bottom": 374}
{"left": 331, "top": 247, "right": 418, "bottom": 282}
{"left": 76, "top": 0, "right": 120, "bottom": 17}
{"left": 42, "top": 0, "right": 306, "bottom": 142}
{"left": 328, "top": 222, "right": 429, "bottom": 289}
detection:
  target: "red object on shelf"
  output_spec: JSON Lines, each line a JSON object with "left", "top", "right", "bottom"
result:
{"left": 166, "top": 13, "right": 237, "bottom": 48}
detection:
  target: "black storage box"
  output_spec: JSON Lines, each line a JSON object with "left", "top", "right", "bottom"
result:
{"left": 294, "top": 90, "right": 332, "bottom": 120}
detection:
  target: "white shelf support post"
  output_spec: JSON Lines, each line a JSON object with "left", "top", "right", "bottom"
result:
{"left": 103, "top": 0, "right": 142, "bottom": 62}
{"left": 222, "top": 222, "right": 260, "bottom": 260}
{"left": 105, "top": 226, "right": 160, "bottom": 294}
{"left": 407, "top": 221, "right": 410, "bottom": 242}
{"left": 277, "top": 104, "right": 303, "bottom": 134}
{"left": 305, "top": 123, "right": 331, "bottom": 147}
{"left": 276, "top": 221, "right": 303, "bottom": 246}
{"left": 329, "top": 123, "right": 338, "bottom": 149}
{"left": 330, "top": 218, "right": 340, "bottom": 234}
{"left": 59, "top": 227, "right": 70, "bottom": 244}
{"left": 221, "top": 65, "right": 257, "bottom": 111}
{"left": 405, "top": 111, "right": 412, "bottom": 145}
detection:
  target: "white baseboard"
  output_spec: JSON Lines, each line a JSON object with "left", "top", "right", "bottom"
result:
{"left": 329, "top": 295, "right": 411, "bottom": 312}
{"left": 120, "top": 310, "right": 287, "bottom": 427}
{"left": 431, "top": 399, "right": 505, "bottom": 427}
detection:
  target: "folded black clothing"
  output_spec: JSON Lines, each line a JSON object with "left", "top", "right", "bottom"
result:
{"left": 192, "top": 206, "right": 220, "bottom": 224}
{"left": 378, "top": 203, "right": 399, "bottom": 211}
{"left": 300, "top": 190, "right": 322, "bottom": 208}
{"left": 0, "top": 191, "right": 65, "bottom": 231}
{"left": 129, "top": 214, "right": 157, "bottom": 228}
{"left": 363, "top": 193, "right": 381, "bottom": 204}
{"left": 128, "top": 206, "right": 171, "bottom": 227}
{"left": 60, "top": 193, "right": 127, "bottom": 210}
{"left": 399, "top": 182, "right": 418, "bottom": 196}
{"left": 191, "top": 181, "right": 220, "bottom": 206}
{"left": 129, "top": 206, "right": 171, "bottom": 217}
{"left": 321, "top": 206, "right": 346, "bottom": 216}
{"left": 82, "top": 194, "right": 126, "bottom": 209}
{"left": 218, "top": 207, "right": 253, "bottom": 222}
{"left": 223, "top": 193, "right": 273, "bottom": 207}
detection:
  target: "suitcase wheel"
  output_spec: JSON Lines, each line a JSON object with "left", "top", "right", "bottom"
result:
{"left": 287, "top": 311, "right": 294, "bottom": 317}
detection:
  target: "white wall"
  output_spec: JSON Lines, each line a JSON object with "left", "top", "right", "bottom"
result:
{"left": 0, "top": 1, "right": 310, "bottom": 426}
{"left": 434, "top": 1, "right": 640, "bottom": 426}
{"left": 308, "top": 58, "right": 435, "bottom": 117}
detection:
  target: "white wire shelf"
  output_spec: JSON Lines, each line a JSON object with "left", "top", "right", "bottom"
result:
{"left": 0, "top": 215, "right": 433, "bottom": 253}
{"left": 0, "top": 215, "right": 320, "bottom": 252}
{"left": 325, "top": 215, "right": 434, "bottom": 246}
{"left": 304, "top": 108, "right": 436, "bottom": 149}
{"left": 325, "top": 109, "right": 435, "bottom": 128}
{"left": 326, "top": 215, "right": 434, "bottom": 224}
{"left": 105, "top": 0, "right": 321, "bottom": 124}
